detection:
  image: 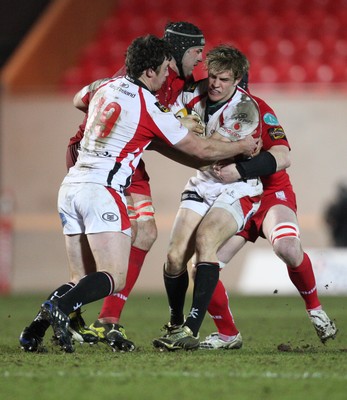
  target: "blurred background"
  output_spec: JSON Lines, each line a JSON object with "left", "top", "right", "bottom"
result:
{"left": 0, "top": 0, "right": 346, "bottom": 295}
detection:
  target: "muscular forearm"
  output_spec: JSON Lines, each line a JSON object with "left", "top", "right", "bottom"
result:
{"left": 183, "top": 135, "right": 256, "bottom": 162}
{"left": 148, "top": 139, "right": 209, "bottom": 169}
{"left": 267, "top": 145, "right": 291, "bottom": 171}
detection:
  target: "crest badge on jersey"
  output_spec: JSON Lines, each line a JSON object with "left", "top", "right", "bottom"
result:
{"left": 275, "top": 191, "right": 287, "bottom": 201}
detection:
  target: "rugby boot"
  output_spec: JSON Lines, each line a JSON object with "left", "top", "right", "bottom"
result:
{"left": 308, "top": 309, "right": 337, "bottom": 344}
{"left": 90, "top": 320, "right": 135, "bottom": 352}
{"left": 40, "top": 300, "right": 74, "bottom": 353}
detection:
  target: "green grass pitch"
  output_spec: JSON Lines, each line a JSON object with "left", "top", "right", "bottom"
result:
{"left": 0, "top": 293, "right": 346, "bottom": 400}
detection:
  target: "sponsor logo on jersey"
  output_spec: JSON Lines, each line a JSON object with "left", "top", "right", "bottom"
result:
{"left": 220, "top": 126, "right": 242, "bottom": 141}
{"left": 263, "top": 112, "right": 279, "bottom": 125}
{"left": 116, "top": 85, "right": 136, "bottom": 98}
{"left": 268, "top": 126, "right": 287, "bottom": 141}
{"left": 102, "top": 212, "right": 119, "bottom": 222}
{"left": 155, "top": 102, "right": 170, "bottom": 112}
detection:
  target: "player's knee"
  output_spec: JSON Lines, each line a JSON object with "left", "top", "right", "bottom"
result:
{"left": 273, "top": 238, "right": 303, "bottom": 266}
{"left": 142, "top": 219, "right": 158, "bottom": 243}
{"left": 135, "top": 219, "right": 158, "bottom": 249}
{"left": 270, "top": 222, "right": 303, "bottom": 266}
{"left": 110, "top": 272, "right": 127, "bottom": 293}
{"left": 166, "top": 248, "right": 186, "bottom": 275}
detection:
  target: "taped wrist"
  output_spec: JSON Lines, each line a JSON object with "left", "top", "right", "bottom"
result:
{"left": 235, "top": 151, "right": 277, "bottom": 179}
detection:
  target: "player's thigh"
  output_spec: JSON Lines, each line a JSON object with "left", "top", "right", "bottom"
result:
{"left": 217, "top": 234, "right": 247, "bottom": 265}
{"left": 87, "top": 231, "right": 131, "bottom": 290}
{"left": 196, "top": 208, "right": 238, "bottom": 260}
{"left": 262, "top": 204, "right": 298, "bottom": 240}
{"left": 65, "top": 234, "right": 95, "bottom": 283}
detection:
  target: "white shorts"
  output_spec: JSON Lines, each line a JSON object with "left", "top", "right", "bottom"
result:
{"left": 58, "top": 182, "right": 131, "bottom": 236}
{"left": 180, "top": 177, "right": 263, "bottom": 232}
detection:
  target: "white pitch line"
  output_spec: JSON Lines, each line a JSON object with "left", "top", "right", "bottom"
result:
{"left": 2, "top": 370, "right": 347, "bottom": 380}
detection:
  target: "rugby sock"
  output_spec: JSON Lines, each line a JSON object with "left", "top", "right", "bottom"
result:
{"left": 287, "top": 252, "right": 321, "bottom": 310}
{"left": 57, "top": 272, "right": 115, "bottom": 316}
{"left": 98, "top": 246, "right": 148, "bottom": 321}
{"left": 208, "top": 279, "right": 239, "bottom": 336}
{"left": 30, "top": 282, "right": 76, "bottom": 336}
{"left": 164, "top": 266, "right": 189, "bottom": 326}
{"left": 185, "top": 262, "right": 220, "bottom": 337}
{"left": 47, "top": 282, "right": 76, "bottom": 301}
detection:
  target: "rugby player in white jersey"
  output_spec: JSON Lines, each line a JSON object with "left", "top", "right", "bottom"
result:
{"left": 19, "top": 35, "right": 258, "bottom": 353}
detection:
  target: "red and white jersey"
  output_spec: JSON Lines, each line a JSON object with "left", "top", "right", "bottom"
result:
{"left": 172, "top": 80, "right": 260, "bottom": 183}
{"left": 63, "top": 76, "right": 188, "bottom": 190}
{"left": 67, "top": 66, "right": 186, "bottom": 148}
{"left": 172, "top": 80, "right": 259, "bottom": 140}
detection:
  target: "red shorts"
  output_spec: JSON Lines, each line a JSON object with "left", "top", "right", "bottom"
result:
{"left": 66, "top": 143, "right": 79, "bottom": 171}
{"left": 124, "top": 159, "right": 152, "bottom": 197}
{"left": 238, "top": 186, "right": 297, "bottom": 243}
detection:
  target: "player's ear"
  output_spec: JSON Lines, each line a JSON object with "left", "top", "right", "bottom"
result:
{"left": 234, "top": 77, "right": 242, "bottom": 87}
{"left": 146, "top": 68, "right": 154, "bottom": 78}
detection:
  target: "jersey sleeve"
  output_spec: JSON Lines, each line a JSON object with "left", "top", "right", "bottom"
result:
{"left": 149, "top": 98, "right": 189, "bottom": 146}
{"left": 254, "top": 96, "right": 291, "bottom": 151}
{"left": 78, "top": 78, "right": 111, "bottom": 106}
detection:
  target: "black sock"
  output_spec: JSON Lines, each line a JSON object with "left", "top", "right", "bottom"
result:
{"left": 47, "top": 282, "right": 75, "bottom": 300}
{"left": 184, "top": 262, "right": 219, "bottom": 336}
{"left": 57, "top": 272, "right": 114, "bottom": 316}
{"left": 164, "top": 265, "right": 189, "bottom": 326}
{"left": 29, "top": 282, "right": 76, "bottom": 336}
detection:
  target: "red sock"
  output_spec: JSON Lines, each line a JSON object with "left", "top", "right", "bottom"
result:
{"left": 207, "top": 279, "right": 239, "bottom": 336}
{"left": 98, "top": 246, "right": 148, "bottom": 321}
{"left": 287, "top": 252, "right": 321, "bottom": 310}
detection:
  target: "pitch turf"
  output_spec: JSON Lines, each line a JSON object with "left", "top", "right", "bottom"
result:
{"left": 0, "top": 293, "right": 346, "bottom": 400}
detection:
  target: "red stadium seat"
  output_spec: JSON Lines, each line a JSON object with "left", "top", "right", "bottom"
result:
{"left": 59, "top": 0, "right": 347, "bottom": 90}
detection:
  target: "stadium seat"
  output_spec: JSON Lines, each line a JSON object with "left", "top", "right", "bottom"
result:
{"left": 59, "top": 0, "right": 347, "bottom": 89}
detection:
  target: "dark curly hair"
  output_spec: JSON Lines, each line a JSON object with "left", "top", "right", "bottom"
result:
{"left": 125, "top": 34, "right": 172, "bottom": 78}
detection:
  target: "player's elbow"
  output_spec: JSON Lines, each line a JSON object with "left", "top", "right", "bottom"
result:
{"left": 282, "top": 152, "right": 291, "bottom": 169}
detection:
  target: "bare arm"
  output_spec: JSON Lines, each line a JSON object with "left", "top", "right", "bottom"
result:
{"left": 148, "top": 138, "right": 210, "bottom": 169}
{"left": 73, "top": 91, "right": 88, "bottom": 112}
{"left": 268, "top": 145, "right": 291, "bottom": 170}
{"left": 73, "top": 78, "right": 109, "bottom": 112}
{"left": 173, "top": 131, "right": 258, "bottom": 162}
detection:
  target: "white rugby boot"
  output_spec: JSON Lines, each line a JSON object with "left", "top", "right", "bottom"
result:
{"left": 199, "top": 332, "right": 243, "bottom": 350}
{"left": 308, "top": 309, "right": 337, "bottom": 343}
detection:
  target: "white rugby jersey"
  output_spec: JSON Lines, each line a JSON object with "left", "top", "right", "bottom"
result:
{"left": 63, "top": 76, "right": 188, "bottom": 190}
{"left": 171, "top": 80, "right": 260, "bottom": 183}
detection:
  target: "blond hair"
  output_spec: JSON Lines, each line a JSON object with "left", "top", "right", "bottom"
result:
{"left": 206, "top": 45, "right": 249, "bottom": 81}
